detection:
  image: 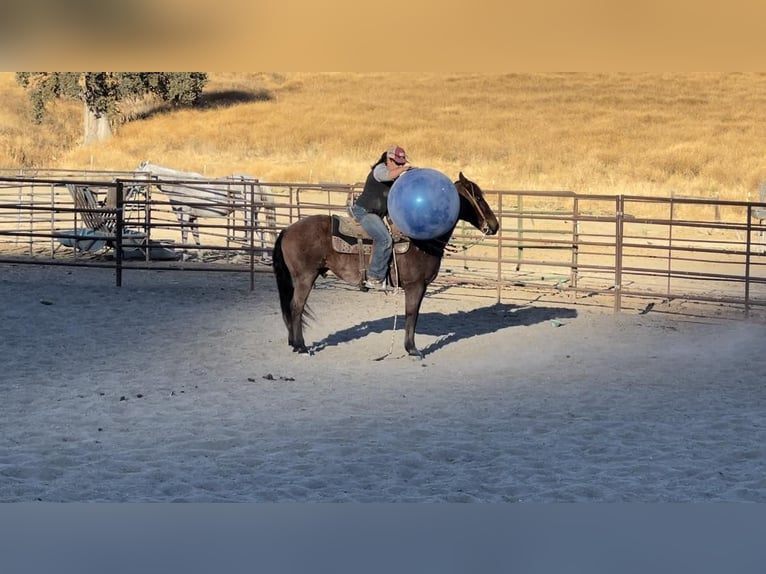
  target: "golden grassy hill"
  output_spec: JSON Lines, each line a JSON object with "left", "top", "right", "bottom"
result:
{"left": 3, "top": 72, "right": 766, "bottom": 202}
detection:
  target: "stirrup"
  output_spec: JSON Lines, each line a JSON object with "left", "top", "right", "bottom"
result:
{"left": 363, "top": 278, "right": 388, "bottom": 291}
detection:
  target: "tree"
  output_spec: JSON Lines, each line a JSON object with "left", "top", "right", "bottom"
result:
{"left": 16, "top": 72, "right": 208, "bottom": 145}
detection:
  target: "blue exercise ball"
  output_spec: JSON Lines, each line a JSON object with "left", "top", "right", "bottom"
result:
{"left": 387, "top": 168, "right": 460, "bottom": 240}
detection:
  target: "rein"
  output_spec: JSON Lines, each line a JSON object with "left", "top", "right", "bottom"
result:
{"left": 444, "top": 182, "right": 492, "bottom": 255}
{"left": 447, "top": 229, "right": 490, "bottom": 256}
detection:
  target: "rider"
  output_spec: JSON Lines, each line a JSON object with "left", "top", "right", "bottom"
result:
{"left": 349, "top": 145, "right": 412, "bottom": 290}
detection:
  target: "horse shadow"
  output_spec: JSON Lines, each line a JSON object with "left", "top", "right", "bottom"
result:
{"left": 310, "top": 303, "right": 578, "bottom": 356}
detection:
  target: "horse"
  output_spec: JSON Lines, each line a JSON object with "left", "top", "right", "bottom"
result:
{"left": 136, "top": 161, "right": 277, "bottom": 256}
{"left": 273, "top": 172, "right": 500, "bottom": 357}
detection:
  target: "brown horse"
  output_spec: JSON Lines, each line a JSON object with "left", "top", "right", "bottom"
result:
{"left": 273, "top": 172, "right": 500, "bottom": 357}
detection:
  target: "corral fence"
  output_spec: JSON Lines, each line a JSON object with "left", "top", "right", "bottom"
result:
{"left": 2, "top": 168, "right": 766, "bottom": 315}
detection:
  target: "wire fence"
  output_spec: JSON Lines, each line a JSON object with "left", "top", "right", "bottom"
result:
{"left": 2, "top": 169, "right": 766, "bottom": 315}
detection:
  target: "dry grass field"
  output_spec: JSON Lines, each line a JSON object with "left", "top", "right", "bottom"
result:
{"left": 3, "top": 72, "right": 766, "bottom": 203}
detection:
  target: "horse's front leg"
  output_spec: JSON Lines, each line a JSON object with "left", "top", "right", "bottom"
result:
{"left": 251, "top": 209, "right": 267, "bottom": 258}
{"left": 403, "top": 282, "right": 427, "bottom": 357}
{"left": 171, "top": 206, "right": 189, "bottom": 245}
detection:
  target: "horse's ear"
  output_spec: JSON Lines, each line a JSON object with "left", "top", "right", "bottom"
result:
{"left": 458, "top": 171, "right": 466, "bottom": 182}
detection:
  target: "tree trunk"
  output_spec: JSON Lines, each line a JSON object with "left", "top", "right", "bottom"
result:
{"left": 83, "top": 103, "right": 112, "bottom": 145}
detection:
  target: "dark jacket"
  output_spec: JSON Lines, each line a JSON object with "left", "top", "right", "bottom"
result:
{"left": 354, "top": 167, "right": 394, "bottom": 217}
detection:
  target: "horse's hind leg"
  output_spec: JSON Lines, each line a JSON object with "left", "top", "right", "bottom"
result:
{"left": 289, "top": 274, "right": 318, "bottom": 353}
{"left": 252, "top": 210, "right": 271, "bottom": 261}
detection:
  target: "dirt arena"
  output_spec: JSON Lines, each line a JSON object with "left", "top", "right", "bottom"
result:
{"left": 0, "top": 262, "right": 764, "bottom": 502}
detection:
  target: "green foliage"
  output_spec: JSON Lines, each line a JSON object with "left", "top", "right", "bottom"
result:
{"left": 142, "top": 72, "right": 208, "bottom": 106}
{"left": 15, "top": 72, "right": 81, "bottom": 123}
{"left": 15, "top": 72, "right": 208, "bottom": 124}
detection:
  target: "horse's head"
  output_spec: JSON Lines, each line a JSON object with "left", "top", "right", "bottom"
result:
{"left": 454, "top": 172, "right": 500, "bottom": 235}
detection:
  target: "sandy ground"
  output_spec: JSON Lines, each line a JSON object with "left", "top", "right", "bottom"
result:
{"left": 0, "top": 261, "right": 764, "bottom": 502}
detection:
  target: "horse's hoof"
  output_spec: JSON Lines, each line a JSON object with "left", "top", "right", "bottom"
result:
{"left": 292, "top": 345, "right": 310, "bottom": 354}
{"left": 406, "top": 348, "right": 423, "bottom": 359}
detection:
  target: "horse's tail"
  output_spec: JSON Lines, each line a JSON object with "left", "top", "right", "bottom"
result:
{"left": 272, "top": 229, "right": 293, "bottom": 329}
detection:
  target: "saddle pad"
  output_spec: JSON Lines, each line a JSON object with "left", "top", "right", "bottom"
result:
{"left": 331, "top": 215, "right": 410, "bottom": 254}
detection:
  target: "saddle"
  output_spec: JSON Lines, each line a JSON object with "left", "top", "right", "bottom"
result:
{"left": 331, "top": 214, "right": 411, "bottom": 255}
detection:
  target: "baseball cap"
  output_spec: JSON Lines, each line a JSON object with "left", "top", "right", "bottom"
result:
{"left": 386, "top": 145, "right": 408, "bottom": 165}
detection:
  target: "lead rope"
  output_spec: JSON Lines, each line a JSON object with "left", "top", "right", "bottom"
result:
{"left": 445, "top": 229, "right": 490, "bottom": 259}
{"left": 374, "top": 224, "right": 401, "bottom": 361}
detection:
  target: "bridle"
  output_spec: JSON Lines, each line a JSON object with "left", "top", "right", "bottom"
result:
{"left": 456, "top": 180, "right": 494, "bottom": 236}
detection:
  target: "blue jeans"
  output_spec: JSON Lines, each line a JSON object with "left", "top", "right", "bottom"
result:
{"left": 349, "top": 204, "right": 393, "bottom": 281}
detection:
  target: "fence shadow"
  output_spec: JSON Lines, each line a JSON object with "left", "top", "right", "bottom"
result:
{"left": 310, "top": 303, "right": 578, "bottom": 356}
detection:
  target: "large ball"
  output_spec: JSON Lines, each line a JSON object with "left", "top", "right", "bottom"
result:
{"left": 387, "top": 168, "right": 460, "bottom": 240}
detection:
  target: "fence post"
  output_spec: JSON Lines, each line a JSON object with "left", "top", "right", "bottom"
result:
{"left": 289, "top": 186, "right": 296, "bottom": 224}
{"left": 143, "top": 180, "right": 152, "bottom": 263}
{"left": 614, "top": 195, "right": 624, "bottom": 313}
{"left": 249, "top": 181, "right": 256, "bottom": 291}
{"left": 496, "top": 191, "right": 503, "bottom": 303}
{"left": 571, "top": 197, "right": 579, "bottom": 290}
{"left": 516, "top": 194, "right": 524, "bottom": 271}
{"left": 745, "top": 204, "right": 753, "bottom": 315}
{"left": 667, "top": 198, "right": 674, "bottom": 297}
{"left": 115, "top": 180, "right": 124, "bottom": 287}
